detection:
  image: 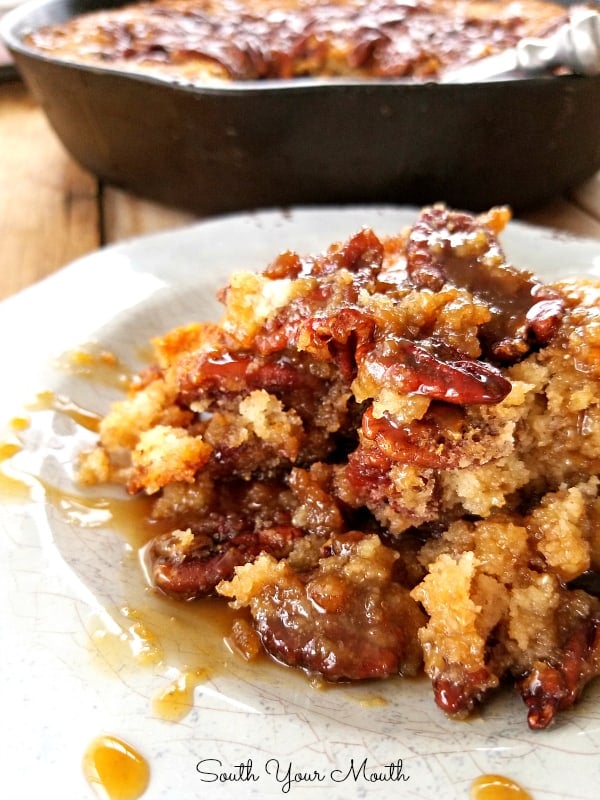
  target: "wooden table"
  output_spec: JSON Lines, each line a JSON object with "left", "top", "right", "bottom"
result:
{"left": 1, "top": 77, "right": 599, "bottom": 303}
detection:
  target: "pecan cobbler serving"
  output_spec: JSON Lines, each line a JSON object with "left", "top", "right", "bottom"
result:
{"left": 80, "top": 205, "right": 600, "bottom": 729}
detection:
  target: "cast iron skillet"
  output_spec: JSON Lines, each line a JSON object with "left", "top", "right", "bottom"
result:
{"left": 2, "top": 0, "right": 600, "bottom": 214}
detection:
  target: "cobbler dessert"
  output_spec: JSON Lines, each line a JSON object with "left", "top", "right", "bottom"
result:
{"left": 26, "top": 0, "right": 572, "bottom": 83}
{"left": 80, "top": 204, "right": 600, "bottom": 729}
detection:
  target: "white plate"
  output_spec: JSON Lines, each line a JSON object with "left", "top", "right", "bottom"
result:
{"left": 2, "top": 206, "right": 600, "bottom": 800}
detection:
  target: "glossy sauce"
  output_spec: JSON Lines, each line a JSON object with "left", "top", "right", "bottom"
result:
{"left": 8, "top": 415, "right": 31, "bottom": 432}
{"left": 42, "top": 484, "right": 247, "bottom": 678}
{"left": 151, "top": 667, "right": 210, "bottom": 722}
{"left": 0, "top": 430, "right": 33, "bottom": 502}
{"left": 44, "top": 484, "right": 156, "bottom": 541}
{"left": 28, "top": 389, "right": 102, "bottom": 433}
{"left": 471, "top": 774, "right": 533, "bottom": 800}
{"left": 82, "top": 735, "right": 150, "bottom": 800}
{"left": 53, "top": 343, "right": 133, "bottom": 391}
{"left": 0, "top": 437, "right": 23, "bottom": 463}
{"left": 357, "top": 693, "right": 388, "bottom": 708}
{"left": 0, "top": 360, "right": 251, "bottom": 679}
{"left": 1, "top": 393, "right": 101, "bottom": 500}
{"left": 86, "top": 603, "right": 165, "bottom": 668}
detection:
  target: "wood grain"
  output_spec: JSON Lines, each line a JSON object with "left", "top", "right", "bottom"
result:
{"left": 102, "top": 186, "right": 197, "bottom": 243}
{"left": 0, "top": 82, "right": 100, "bottom": 301}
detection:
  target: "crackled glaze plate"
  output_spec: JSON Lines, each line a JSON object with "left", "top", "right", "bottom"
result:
{"left": 1, "top": 207, "right": 600, "bottom": 800}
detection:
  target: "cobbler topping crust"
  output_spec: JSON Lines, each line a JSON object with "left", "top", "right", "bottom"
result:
{"left": 27, "top": 0, "right": 569, "bottom": 82}
{"left": 80, "top": 204, "right": 600, "bottom": 729}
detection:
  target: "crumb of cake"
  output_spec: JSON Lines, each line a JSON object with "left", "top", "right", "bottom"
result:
{"left": 410, "top": 550, "right": 501, "bottom": 714}
{"left": 130, "top": 425, "right": 212, "bottom": 494}
{"left": 529, "top": 481, "right": 597, "bottom": 581}
{"left": 81, "top": 203, "right": 600, "bottom": 729}
{"left": 79, "top": 444, "right": 111, "bottom": 485}
{"left": 237, "top": 389, "right": 303, "bottom": 458}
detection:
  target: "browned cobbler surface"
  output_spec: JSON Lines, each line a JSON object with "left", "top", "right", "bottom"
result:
{"left": 26, "top": 0, "right": 569, "bottom": 82}
{"left": 80, "top": 204, "right": 600, "bottom": 729}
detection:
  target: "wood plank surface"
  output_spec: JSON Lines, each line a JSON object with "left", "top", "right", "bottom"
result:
{"left": 0, "top": 81, "right": 100, "bottom": 301}
{"left": 102, "top": 186, "right": 197, "bottom": 243}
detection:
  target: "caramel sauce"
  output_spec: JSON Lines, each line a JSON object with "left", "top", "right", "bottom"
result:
{"left": 357, "top": 694, "right": 389, "bottom": 708}
{"left": 0, "top": 470, "right": 31, "bottom": 502}
{"left": 44, "top": 483, "right": 155, "bottom": 540}
{"left": 0, "top": 345, "right": 131, "bottom": 500}
{"left": 35, "top": 459, "right": 251, "bottom": 685}
{"left": 0, "top": 438, "right": 22, "bottom": 462}
{"left": 82, "top": 735, "right": 150, "bottom": 800}
{"left": 28, "top": 389, "right": 102, "bottom": 433}
{"left": 53, "top": 343, "right": 132, "bottom": 391}
{"left": 0, "top": 435, "right": 36, "bottom": 502}
{"left": 9, "top": 415, "right": 31, "bottom": 432}
{"left": 471, "top": 774, "right": 533, "bottom": 800}
{"left": 0, "top": 361, "right": 253, "bottom": 691}
{"left": 151, "top": 667, "right": 210, "bottom": 722}
{"left": 37, "top": 482, "right": 247, "bottom": 681}
{"left": 86, "top": 605, "right": 165, "bottom": 668}
{"left": 84, "top": 590, "right": 244, "bottom": 679}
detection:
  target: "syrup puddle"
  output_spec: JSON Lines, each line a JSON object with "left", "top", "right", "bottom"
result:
{"left": 151, "top": 667, "right": 210, "bottom": 722}
{"left": 470, "top": 774, "right": 532, "bottom": 800}
{"left": 0, "top": 436, "right": 29, "bottom": 499}
{"left": 0, "top": 376, "right": 270, "bottom": 686}
{"left": 53, "top": 343, "right": 133, "bottom": 392}
{"left": 82, "top": 735, "right": 150, "bottom": 800}
{"left": 28, "top": 389, "right": 102, "bottom": 433}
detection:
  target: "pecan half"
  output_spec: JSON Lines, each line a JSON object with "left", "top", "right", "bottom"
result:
{"left": 517, "top": 612, "right": 600, "bottom": 729}
{"left": 362, "top": 404, "right": 470, "bottom": 469}
{"left": 361, "top": 336, "right": 511, "bottom": 405}
{"left": 150, "top": 525, "right": 303, "bottom": 600}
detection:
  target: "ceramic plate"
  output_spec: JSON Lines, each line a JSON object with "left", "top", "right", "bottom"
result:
{"left": 2, "top": 206, "right": 600, "bottom": 800}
